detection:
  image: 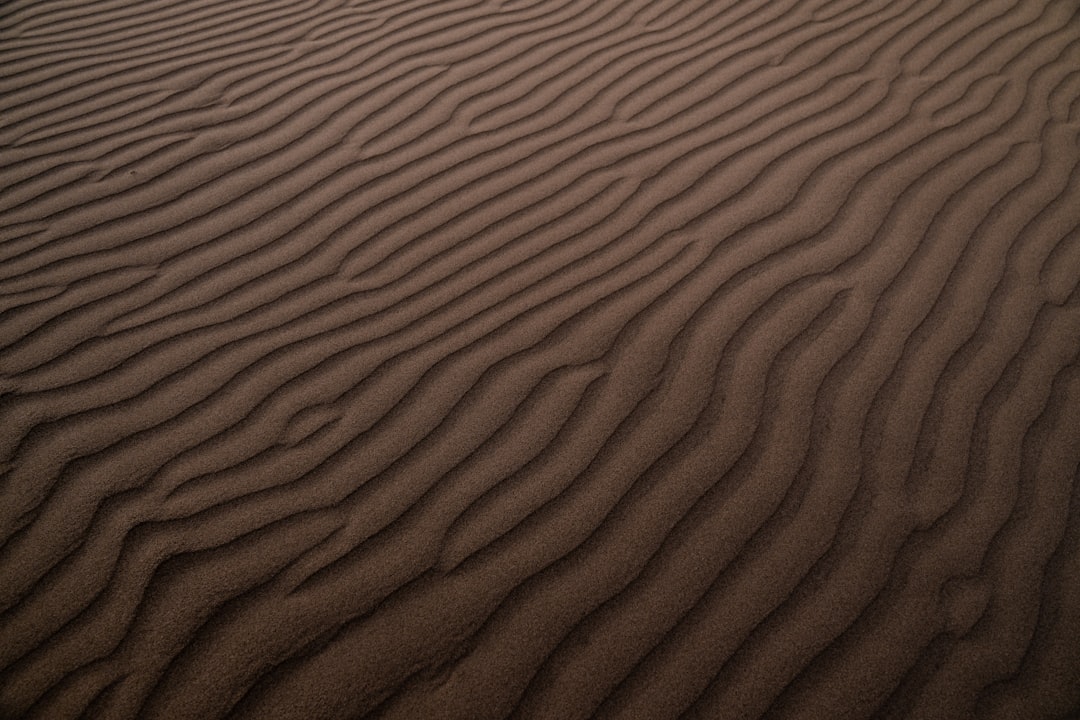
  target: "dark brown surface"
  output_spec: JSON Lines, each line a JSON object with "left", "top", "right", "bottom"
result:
{"left": 2, "top": 0, "right": 1080, "bottom": 718}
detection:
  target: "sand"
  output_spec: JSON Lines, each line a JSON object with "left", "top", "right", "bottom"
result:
{"left": 2, "top": 0, "right": 1079, "bottom": 718}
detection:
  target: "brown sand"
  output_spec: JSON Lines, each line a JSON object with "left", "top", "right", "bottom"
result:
{"left": 2, "top": 0, "right": 1080, "bottom": 718}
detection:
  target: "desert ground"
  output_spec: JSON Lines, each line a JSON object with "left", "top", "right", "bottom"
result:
{"left": 2, "top": 0, "right": 1080, "bottom": 718}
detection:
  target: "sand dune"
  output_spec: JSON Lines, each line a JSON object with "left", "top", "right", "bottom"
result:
{"left": 2, "top": 0, "right": 1080, "bottom": 717}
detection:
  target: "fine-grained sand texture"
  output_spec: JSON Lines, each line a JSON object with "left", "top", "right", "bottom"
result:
{"left": 2, "top": 0, "right": 1080, "bottom": 718}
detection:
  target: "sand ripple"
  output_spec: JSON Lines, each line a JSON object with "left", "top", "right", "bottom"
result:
{"left": 2, "top": 0, "right": 1080, "bottom": 718}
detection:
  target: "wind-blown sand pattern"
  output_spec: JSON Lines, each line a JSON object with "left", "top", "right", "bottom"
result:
{"left": 2, "top": 0, "right": 1080, "bottom": 717}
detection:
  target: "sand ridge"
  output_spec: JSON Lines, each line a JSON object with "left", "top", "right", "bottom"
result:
{"left": 2, "top": 0, "right": 1080, "bottom": 718}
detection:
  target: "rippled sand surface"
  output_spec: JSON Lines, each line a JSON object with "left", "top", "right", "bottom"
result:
{"left": 2, "top": 0, "right": 1080, "bottom": 717}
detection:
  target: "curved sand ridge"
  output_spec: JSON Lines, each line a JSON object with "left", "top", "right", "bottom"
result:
{"left": 2, "top": 0, "right": 1080, "bottom": 717}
